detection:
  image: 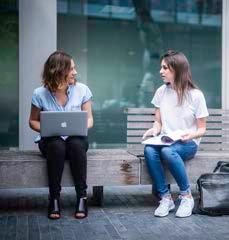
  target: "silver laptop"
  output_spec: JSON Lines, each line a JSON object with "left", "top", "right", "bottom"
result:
{"left": 40, "top": 111, "right": 88, "bottom": 137}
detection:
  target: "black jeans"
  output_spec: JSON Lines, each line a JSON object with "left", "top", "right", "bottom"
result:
{"left": 38, "top": 136, "right": 89, "bottom": 199}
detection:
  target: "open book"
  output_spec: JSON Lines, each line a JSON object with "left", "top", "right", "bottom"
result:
{"left": 142, "top": 130, "right": 185, "bottom": 146}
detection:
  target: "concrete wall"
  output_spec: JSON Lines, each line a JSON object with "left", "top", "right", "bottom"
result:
{"left": 19, "top": 0, "right": 56, "bottom": 150}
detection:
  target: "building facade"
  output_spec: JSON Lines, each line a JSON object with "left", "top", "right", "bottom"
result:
{"left": 0, "top": 0, "right": 228, "bottom": 150}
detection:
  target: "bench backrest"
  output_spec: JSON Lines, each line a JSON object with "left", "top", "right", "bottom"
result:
{"left": 125, "top": 108, "right": 229, "bottom": 155}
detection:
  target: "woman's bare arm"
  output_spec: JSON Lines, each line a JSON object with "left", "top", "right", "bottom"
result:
{"left": 142, "top": 108, "right": 162, "bottom": 140}
{"left": 29, "top": 105, "right": 41, "bottom": 132}
{"left": 81, "top": 100, "right": 93, "bottom": 129}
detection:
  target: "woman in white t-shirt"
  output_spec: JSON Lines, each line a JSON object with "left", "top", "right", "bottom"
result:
{"left": 143, "top": 50, "right": 208, "bottom": 218}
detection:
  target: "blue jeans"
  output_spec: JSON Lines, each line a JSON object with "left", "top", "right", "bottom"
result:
{"left": 144, "top": 140, "right": 198, "bottom": 197}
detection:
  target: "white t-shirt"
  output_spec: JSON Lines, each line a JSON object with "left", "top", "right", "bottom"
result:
{"left": 151, "top": 84, "right": 209, "bottom": 145}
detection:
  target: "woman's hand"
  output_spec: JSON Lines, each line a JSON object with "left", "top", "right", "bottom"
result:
{"left": 181, "top": 117, "right": 207, "bottom": 142}
{"left": 181, "top": 133, "right": 195, "bottom": 141}
{"left": 142, "top": 128, "right": 158, "bottom": 140}
{"left": 142, "top": 108, "right": 162, "bottom": 140}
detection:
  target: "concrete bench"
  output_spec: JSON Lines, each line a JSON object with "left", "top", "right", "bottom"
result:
{"left": 125, "top": 108, "right": 229, "bottom": 186}
{"left": 1, "top": 108, "right": 229, "bottom": 206}
{"left": 0, "top": 149, "right": 139, "bottom": 206}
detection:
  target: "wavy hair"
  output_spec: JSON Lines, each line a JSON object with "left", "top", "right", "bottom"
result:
{"left": 161, "top": 50, "right": 197, "bottom": 104}
{"left": 42, "top": 51, "right": 73, "bottom": 92}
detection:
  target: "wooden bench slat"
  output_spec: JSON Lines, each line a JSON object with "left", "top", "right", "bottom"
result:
{"left": 127, "top": 115, "right": 227, "bottom": 122}
{"left": 127, "top": 129, "right": 229, "bottom": 136}
{"left": 125, "top": 108, "right": 229, "bottom": 115}
{"left": 127, "top": 130, "right": 147, "bottom": 136}
{"left": 198, "top": 144, "right": 229, "bottom": 150}
{"left": 127, "top": 122, "right": 229, "bottom": 129}
{"left": 127, "top": 115, "right": 155, "bottom": 121}
{"left": 208, "top": 109, "right": 229, "bottom": 114}
{"left": 124, "top": 108, "right": 155, "bottom": 114}
{"left": 127, "top": 122, "right": 155, "bottom": 129}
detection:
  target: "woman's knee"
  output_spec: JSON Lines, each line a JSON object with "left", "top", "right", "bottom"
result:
{"left": 67, "top": 136, "right": 88, "bottom": 152}
{"left": 160, "top": 147, "right": 176, "bottom": 162}
{"left": 144, "top": 145, "right": 153, "bottom": 158}
{"left": 46, "top": 137, "right": 65, "bottom": 154}
{"left": 144, "top": 145, "right": 156, "bottom": 154}
{"left": 144, "top": 145, "right": 160, "bottom": 163}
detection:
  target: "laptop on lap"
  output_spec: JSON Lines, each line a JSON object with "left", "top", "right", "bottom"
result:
{"left": 40, "top": 111, "right": 88, "bottom": 137}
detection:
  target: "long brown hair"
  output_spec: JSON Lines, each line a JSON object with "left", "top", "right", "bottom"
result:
{"left": 161, "top": 50, "right": 197, "bottom": 104}
{"left": 42, "top": 51, "right": 73, "bottom": 92}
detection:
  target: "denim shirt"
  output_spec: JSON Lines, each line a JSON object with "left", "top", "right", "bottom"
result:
{"left": 31, "top": 82, "right": 92, "bottom": 142}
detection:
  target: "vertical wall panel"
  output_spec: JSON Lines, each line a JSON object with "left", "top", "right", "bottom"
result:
{"left": 19, "top": 0, "right": 56, "bottom": 150}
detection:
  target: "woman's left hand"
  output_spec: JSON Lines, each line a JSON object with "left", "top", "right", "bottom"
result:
{"left": 181, "top": 133, "right": 194, "bottom": 142}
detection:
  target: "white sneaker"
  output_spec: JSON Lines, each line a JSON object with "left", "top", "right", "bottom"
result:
{"left": 175, "top": 195, "right": 194, "bottom": 218}
{"left": 154, "top": 197, "right": 175, "bottom": 217}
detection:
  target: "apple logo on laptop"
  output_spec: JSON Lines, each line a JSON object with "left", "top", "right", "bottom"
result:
{"left": 61, "top": 122, "right": 67, "bottom": 128}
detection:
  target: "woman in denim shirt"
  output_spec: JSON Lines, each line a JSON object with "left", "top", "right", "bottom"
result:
{"left": 29, "top": 51, "right": 93, "bottom": 220}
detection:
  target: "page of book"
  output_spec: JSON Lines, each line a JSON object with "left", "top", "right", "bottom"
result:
{"left": 142, "top": 130, "right": 185, "bottom": 146}
{"left": 142, "top": 135, "right": 172, "bottom": 145}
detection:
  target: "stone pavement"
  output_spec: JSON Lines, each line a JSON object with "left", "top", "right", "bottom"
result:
{"left": 0, "top": 185, "right": 229, "bottom": 240}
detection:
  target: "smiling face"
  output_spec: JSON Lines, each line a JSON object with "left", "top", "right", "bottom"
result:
{"left": 160, "top": 59, "right": 175, "bottom": 85}
{"left": 66, "top": 59, "right": 77, "bottom": 85}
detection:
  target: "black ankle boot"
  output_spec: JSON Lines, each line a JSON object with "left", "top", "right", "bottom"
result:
{"left": 48, "top": 198, "right": 61, "bottom": 220}
{"left": 75, "top": 197, "right": 88, "bottom": 219}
